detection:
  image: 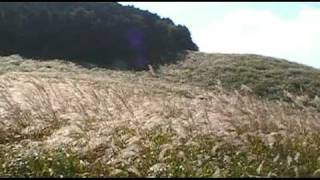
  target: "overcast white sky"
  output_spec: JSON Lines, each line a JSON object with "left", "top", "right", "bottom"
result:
{"left": 119, "top": 2, "right": 320, "bottom": 69}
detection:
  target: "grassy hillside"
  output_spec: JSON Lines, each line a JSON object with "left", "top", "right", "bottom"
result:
{"left": 0, "top": 53, "right": 320, "bottom": 177}
{"left": 159, "top": 51, "right": 320, "bottom": 103}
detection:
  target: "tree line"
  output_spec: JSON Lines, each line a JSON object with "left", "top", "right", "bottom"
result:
{"left": 0, "top": 2, "right": 198, "bottom": 69}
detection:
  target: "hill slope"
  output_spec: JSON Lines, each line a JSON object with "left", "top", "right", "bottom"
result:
{"left": 158, "top": 51, "right": 320, "bottom": 102}
{"left": 0, "top": 52, "right": 320, "bottom": 177}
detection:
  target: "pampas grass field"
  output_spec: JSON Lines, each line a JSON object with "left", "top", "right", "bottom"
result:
{"left": 1, "top": 53, "right": 320, "bottom": 177}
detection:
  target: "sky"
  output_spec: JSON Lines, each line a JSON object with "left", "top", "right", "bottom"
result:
{"left": 119, "top": 2, "right": 320, "bottom": 69}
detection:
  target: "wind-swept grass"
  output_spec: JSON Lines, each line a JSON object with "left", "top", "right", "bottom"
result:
{"left": 1, "top": 53, "right": 320, "bottom": 177}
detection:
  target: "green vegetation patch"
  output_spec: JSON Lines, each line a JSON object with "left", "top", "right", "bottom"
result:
{"left": 1, "top": 127, "right": 320, "bottom": 178}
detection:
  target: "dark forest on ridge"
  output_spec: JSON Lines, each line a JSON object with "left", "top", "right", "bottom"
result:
{"left": 0, "top": 2, "right": 198, "bottom": 70}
